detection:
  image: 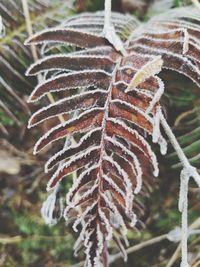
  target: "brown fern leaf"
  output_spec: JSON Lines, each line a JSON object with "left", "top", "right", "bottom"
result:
{"left": 127, "top": 6, "right": 200, "bottom": 86}
{"left": 26, "top": 7, "right": 200, "bottom": 267}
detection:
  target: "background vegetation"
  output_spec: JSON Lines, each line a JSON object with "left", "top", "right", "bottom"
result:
{"left": 0, "top": 0, "right": 199, "bottom": 266}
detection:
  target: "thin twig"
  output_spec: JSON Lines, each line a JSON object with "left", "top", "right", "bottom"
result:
{"left": 0, "top": 234, "right": 71, "bottom": 245}
{"left": 109, "top": 234, "right": 168, "bottom": 264}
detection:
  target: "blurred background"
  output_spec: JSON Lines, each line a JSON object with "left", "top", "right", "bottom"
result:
{"left": 0, "top": 0, "right": 199, "bottom": 266}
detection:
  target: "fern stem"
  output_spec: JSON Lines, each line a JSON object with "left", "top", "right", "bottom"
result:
{"left": 160, "top": 113, "right": 200, "bottom": 187}
{"left": 21, "top": 0, "right": 65, "bottom": 124}
{"left": 104, "top": 0, "right": 112, "bottom": 31}
{"left": 103, "top": 0, "right": 127, "bottom": 55}
{"left": 160, "top": 113, "right": 200, "bottom": 267}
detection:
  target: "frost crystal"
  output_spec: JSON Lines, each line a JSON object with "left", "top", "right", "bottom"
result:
{"left": 41, "top": 184, "right": 63, "bottom": 226}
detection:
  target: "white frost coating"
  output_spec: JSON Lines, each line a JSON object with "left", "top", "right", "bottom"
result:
{"left": 105, "top": 136, "right": 142, "bottom": 194}
{"left": 66, "top": 164, "right": 99, "bottom": 206}
{"left": 28, "top": 89, "right": 106, "bottom": 128}
{"left": 152, "top": 107, "right": 162, "bottom": 144}
{"left": 46, "top": 145, "right": 100, "bottom": 191}
{"left": 130, "top": 28, "right": 195, "bottom": 54}
{"left": 103, "top": 155, "right": 133, "bottom": 213}
{"left": 158, "top": 136, "right": 168, "bottom": 156}
{"left": 151, "top": 106, "right": 168, "bottom": 155}
{"left": 131, "top": 27, "right": 196, "bottom": 38}
{"left": 33, "top": 107, "right": 104, "bottom": 154}
{"left": 102, "top": 173, "right": 126, "bottom": 201}
{"left": 24, "top": 26, "right": 102, "bottom": 46}
{"left": 111, "top": 98, "right": 154, "bottom": 132}
{"left": 127, "top": 50, "right": 154, "bottom": 61}
{"left": 102, "top": 192, "right": 128, "bottom": 236}
{"left": 179, "top": 169, "right": 190, "bottom": 267}
{"left": 152, "top": 21, "right": 200, "bottom": 40}
{"left": 26, "top": 54, "right": 114, "bottom": 76}
{"left": 114, "top": 80, "right": 129, "bottom": 87}
{"left": 27, "top": 69, "right": 111, "bottom": 103}
{"left": 45, "top": 127, "right": 101, "bottom": 172}
{"left": 98, "top": 208, "right": 113, "bottom": 241}
{"left": 104, "top": 155, "right": 132, "bottom": 195}
{"left": 108, "top": 118, "right": 159, "bottom": 177}
{"left": 167, "top": 227, "right": 200, "bottom": 243}
{"left": 103, "top": 0, "right": 127, "bottom": 56}
{"left": 73, "top": 182, "right": 98, "bottom": 206}
{"left": 41, "top": 184, "right": 63, "bottom": 225}
{"left": 129, "top": 211, "right": 137, "bottom": 228}
{"left": 95, "top": 224, "right": 104, "bottom": 263}
{"left": 63, "top": 10, "right": 137, "bottom": 25}
{"left": 126, "top": 56, "right": 163, "bottom": 91}
{"left": 167, "top": 227, "right": 182, "bottom": 243}
{"left": 84, "top": 228, "right": 95, "bottom": 250}
{"left": 63, "top": 46, "right": 112, "bottom": 56}
{"left": 74, "top": 216, "right": 95, "bottom": 246}
{"left": 129, "top": 36, "right": 181, "bottom": 49}
{"left": 182, "top": 29, "right": 189, "bottom": 54}
{"left": 145, "top": 77, "right": 165, "bottom": 114}
{"left": 72, "top": 201, "right": 98, "bottom": 232}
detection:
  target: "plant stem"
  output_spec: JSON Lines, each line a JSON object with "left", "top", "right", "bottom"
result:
{"left": 104, "top": 0, "right": 112, "bottom": 32}
{"left": 160, "top": 112, "right": 200, "bottom": 267}
{"left": 103, "top": 0, "right": 127, "bottom": 55}
{"left": 160, "top": 113, "right": 200, "bottom": 187}
{"left": 109, "top": 234, "right": 168, "bottom": 264}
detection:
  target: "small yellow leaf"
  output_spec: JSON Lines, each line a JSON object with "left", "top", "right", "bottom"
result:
{"left": 127, "top": 56, "right": 163, "bottom": 90}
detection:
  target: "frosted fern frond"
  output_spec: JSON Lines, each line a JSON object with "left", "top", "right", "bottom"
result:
{"left": 26, "top": 5, "right": 200, "bottom": 267}
{"left": 26, "top": 13, "right": 161, "bottom": 266}
{"left": 127, "top": 6, "right": 200, "bottom": 87}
